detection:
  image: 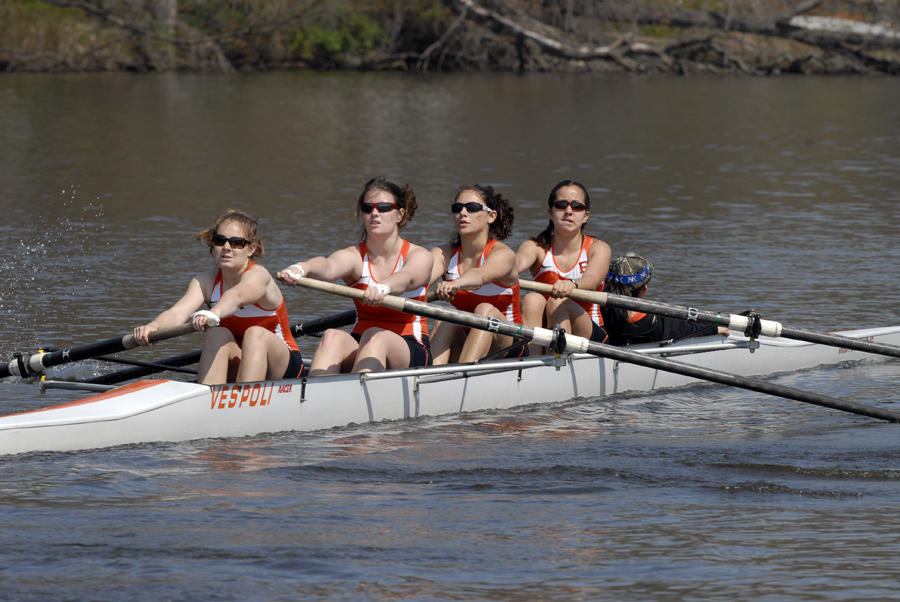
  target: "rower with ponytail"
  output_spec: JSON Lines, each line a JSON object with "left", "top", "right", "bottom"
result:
{"left": 429, "top": 184, "right": 527, "bottom": 364}
{"left": 516, "top": 180, "right": 612, "bottom": 353}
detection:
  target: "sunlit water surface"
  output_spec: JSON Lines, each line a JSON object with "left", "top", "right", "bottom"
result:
{"left": 1, "top": 72, "right": 899, "bottom": 600}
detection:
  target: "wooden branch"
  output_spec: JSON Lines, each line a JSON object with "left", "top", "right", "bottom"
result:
{"left": 445, "top": 0, "right": 622, "bottom": 59}
{"left": 417, "top": 7, "right": 468, "bottom": 71}
{"left": 595, "top": 0, "right": 899, "bottom": 48}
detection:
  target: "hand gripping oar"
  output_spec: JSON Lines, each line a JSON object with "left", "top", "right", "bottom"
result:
{"left": 286, "top": 276, "right": 900, "bottom": 423}
{"left": 519, "top": 280, "right": 900, "bottom": 359}
{"left": 0, "top": 324, "right": 196, "bottom": 380}
{"left": 84, "top": 310, "right": 359, "bottom": 386}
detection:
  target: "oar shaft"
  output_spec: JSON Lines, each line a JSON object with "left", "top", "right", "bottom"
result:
{"left": 0, "top": 324, "right": 196, "bottom": 379}
{"left": 778, "top": 325, "right": 900, "bottom": 357}
{"left": 85, "top": 351, "right": 203, "bottom": 385}
{"left": 519, "top": 280, "right": 900, "bottom": 359}
{"left": 293, "top": 277, "right": 900, "bottom": 423}
{"left": 292, "top": 310, "right": 357, "bottom": 337}
{"left": 578, "top": 338, "right": 900, "bottom": 423}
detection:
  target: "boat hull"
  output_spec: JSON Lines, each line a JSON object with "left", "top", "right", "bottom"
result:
{"left": 2, "top": 327, "right": 898, "bottom": 455}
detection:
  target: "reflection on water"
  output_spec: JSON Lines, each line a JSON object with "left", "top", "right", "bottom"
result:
{"left": 0, "top": 73, "right": 899, "bottom": 600}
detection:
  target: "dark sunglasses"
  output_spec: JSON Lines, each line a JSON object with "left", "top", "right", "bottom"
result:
{"left": 360, "top": 202, "right": 398, "bottom": 214}
{"left": 211, "top": 233, "right": 250, "bottom": 249}
{"left": 451, "top": 202, "right": 493, "bottom": 214}
{"left": 551, "top": 200, "right": 587, "bottom": 212}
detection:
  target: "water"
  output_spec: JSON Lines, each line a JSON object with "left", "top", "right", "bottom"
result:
{"left": 1, "top": 72, "right": 899, "bottom": 600}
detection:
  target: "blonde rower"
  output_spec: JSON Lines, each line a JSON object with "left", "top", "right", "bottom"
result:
{"left": 134, "top": 210, "right": 303, "bottom": 385}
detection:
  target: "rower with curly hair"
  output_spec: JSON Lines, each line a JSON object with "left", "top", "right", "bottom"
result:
{"left": 428, "top": 184, "right": 527, "bottom": 364}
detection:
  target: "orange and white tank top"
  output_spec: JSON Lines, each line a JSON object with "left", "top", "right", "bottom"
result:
{"left": 209, "top": 266, "right": 299, "bottom": 351}
{"left": 446, "top": 239, "right": 523, "bottom": 323}
{"left": 533, "top": 235, "right": 604, "bottom": 326}
{"left": 350, "top": 240, "right": 428, "bottom": 343}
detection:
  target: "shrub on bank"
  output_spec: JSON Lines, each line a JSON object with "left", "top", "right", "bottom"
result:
{"left": 1, "top": 0, "right": 898, "bottom": 74}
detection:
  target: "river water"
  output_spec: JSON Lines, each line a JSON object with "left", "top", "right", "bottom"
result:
{"left": 1, "top": 72, "right": 899, "bottom": 600}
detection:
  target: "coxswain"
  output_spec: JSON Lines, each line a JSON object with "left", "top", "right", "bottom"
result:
{"left": 603, "top": 252, "right": 730, "bottom": 345}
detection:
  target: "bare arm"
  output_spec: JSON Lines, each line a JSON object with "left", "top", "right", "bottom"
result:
{"left": 435, "top": 242, "right": 518, "bottom": 301}
{"left": 281, "top": 246, "right": 361, "bottom": 286}
{"left": 428, "top": 245, "right": 450, "bottom": 288}
{"left": 462, "top": 243, "right": 518, "bottom": 289}
{"left": 578, "top": 238, "right": 611, "bottom": 293}
{"left": 208, "top": 268, "right": 271, "bottom": 320}
{"left": 361, "top": 245, "right": 435, "bottom": 305}
{"left": 548, "top": 238, "right": 611, "bottom": 299}
{"left": 516, "top": 240, "right": 543, "bottom": 276}
{"left": 134, "top": 276, "right": 208, "bottom": 345}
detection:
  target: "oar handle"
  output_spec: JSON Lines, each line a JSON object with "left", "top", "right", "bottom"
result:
{"left": 123, "top": 323, "right": 198, "bottom": 349}
{"left": 284, "top": 276, "right": 409, "bottom": 312}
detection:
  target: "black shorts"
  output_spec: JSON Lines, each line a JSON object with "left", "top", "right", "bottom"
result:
{"left": 283, "top": 349, "right": 305, "bottom": 378}
{"left": 590, "top": 321, "right": 609, "bottom": 345}
{"left": 505, "top": 338, "right": 531, "bottom": 359}
{"left": 350, "top": 332, "right": 432, "bottom": 368}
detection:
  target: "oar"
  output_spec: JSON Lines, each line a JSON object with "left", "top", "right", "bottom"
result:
{"left": 0, "top": 324, "right": 196, "bottom": 380}
{"left": 519, "top": 280, "right": 900, "bottom": 359}
{"left": 292, "top": 309, "right": 357, "bottom": 337}
{"left": 285, "top": 275, "right": 900, "bottom": 423}
{"left": 85, "top": 351, "right": 203, "bottom": 385}
{"left": 83, "top": 310, "right": 358, "bottom": 386}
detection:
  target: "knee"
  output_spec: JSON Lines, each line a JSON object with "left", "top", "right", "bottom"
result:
{"left": 204, "top": 326, "right": 236, "bottom": 349}
{"left": 319, "top": 329, "right": 346, "bottom": 347}
{"left": 358, "top": 328, "right": 390, "bottom": 350}
{"left": 240, "top": 326, "right": 269, "bottom": 347}
{"left": 522, "top": 292, "right": 544, "bottom": 311}
{"left": 547, "top": 298, "right": 575, "bottom": 316}
{"left": 474, "top": 302, "right": 497, "bottom": 318}
{"left": 317, "top": 329, "right": 356, "bottom": 359}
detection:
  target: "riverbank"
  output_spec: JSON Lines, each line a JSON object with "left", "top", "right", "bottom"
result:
{"left": 2, "top": 0, "right": 899, "bottom": 74}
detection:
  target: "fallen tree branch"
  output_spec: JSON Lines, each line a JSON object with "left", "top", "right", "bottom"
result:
{"left": 417, "top": 6, "right": 468, "bottom": 71}
{"left": 444, "top": 0, "right": 623, "bottom": 59}
{"left": 595, "top": 0, "right": 900, "bottom": 49}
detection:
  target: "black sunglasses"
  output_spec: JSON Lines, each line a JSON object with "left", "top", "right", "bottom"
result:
{"left": 551, "top": 200, "right": 587, "bottom": 212}
{"left": 211, "top": 233, "right": 250, "bottom": 249}
{"left": 361, "top": 202, "right": 398, "bottom": 214}
{"left": 451, "top": 202, "right": 493, "bottom": 214}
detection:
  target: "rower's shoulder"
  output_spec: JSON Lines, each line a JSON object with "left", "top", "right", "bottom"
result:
{"left": 586, "top": 236, "right": 611, "bottom": 255}
{"left": 193, "top": 268, "right": 220, "bottom": 286}
{"left": 430, "top": 242, "right": 454, "bottom": 257}
{"left": 515, "top": 238, "right": 542, "bottom": 256}
{"left": 489, "top": 239, "right": 516, "bottom": 255}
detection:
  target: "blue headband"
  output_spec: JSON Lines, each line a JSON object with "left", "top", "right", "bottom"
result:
{"left": 608, "top": 264, "right": 651, "bottom": 286}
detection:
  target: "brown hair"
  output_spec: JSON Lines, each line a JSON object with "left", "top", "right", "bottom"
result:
{"left": 449, "top": 184, "right": 515, "bottom": 247}
{"left": 196, "top": 209, "right": 264, "bottom": 258}
{"left": 354, "top": 176, "right": 418, "bottom": 242}
{"left": 530, "top": 180, "right": 591, "bottom": 251}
